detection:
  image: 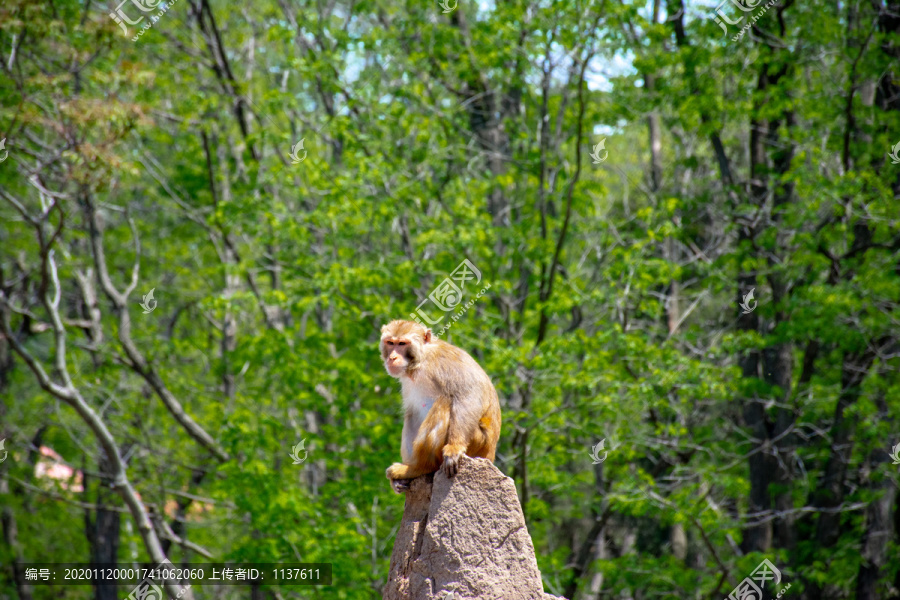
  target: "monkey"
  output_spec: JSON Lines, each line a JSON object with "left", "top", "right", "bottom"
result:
{"left": 379, "top": 319, "right": 501, "bottom": 493}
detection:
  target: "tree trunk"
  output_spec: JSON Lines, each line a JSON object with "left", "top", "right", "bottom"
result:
{"left": 813, "top": 350, "right": 876, "bottom": 545}
{"left": 855, "top": 449, "right": 897, "bottom": 600}
{"left": 86, "top": 451, "right": 121, "bottom": 600}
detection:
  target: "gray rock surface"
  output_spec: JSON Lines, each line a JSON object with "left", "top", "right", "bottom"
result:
{"left": 383, "top": 455, "right": 567, "bottom": 600}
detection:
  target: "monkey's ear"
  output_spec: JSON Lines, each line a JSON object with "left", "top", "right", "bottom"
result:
{"left": 423, "top": 329, "right": 432, "bottom": 343}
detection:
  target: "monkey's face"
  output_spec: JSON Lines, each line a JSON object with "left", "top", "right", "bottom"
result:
{"left": 382, "top": 338, "right": 413, "bottom": 377}
{"left": 380, "top": 320, "right": 431, "bottom": 378}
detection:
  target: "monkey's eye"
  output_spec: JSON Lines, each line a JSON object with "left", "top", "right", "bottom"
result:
{"left": 398, "top": 341, "right": 406, "bottom": 346}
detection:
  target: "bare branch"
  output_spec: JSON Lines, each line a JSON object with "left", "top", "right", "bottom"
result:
{"left": 82, "top": 194, "right": 229, "bottom": 461}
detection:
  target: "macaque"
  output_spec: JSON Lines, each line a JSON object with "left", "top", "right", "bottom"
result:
{"left": 379, "top": 320, "right": 501, "bottom": 493}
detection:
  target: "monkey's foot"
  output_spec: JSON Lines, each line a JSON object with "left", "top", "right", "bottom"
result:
{"left": 390, "top": 478, "right": 412, "bottom": 494}
{"left": 386, "top": 463, "right": 415, "bottom": 493}
{"left": 441, "top": 447, "right": 465, "bottom": 477}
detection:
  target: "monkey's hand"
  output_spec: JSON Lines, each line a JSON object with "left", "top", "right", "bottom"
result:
{"left": 386, "top": 462, "right": 409, "bottom": 480}
{"left": 441, "top": 445, "right": 466, "bottom": 478}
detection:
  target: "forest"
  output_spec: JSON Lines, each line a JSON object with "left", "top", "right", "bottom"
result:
{"left": 1, "top": 0, "right": 899, "bottom": 598}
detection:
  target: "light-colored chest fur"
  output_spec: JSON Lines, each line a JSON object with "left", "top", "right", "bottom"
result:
{"left": 401, "top": 378, "right": 436, "bottom": 425}
{"left": 400, "top": 378, "right": 436, "bottom": 459}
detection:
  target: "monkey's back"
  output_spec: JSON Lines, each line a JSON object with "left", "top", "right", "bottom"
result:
{"left": 428, "top": 339, "right": 501, "bottom": 459}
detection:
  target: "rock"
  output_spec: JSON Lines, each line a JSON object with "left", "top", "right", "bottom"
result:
{"left": 383, "top": 455, "right": 568, "bottom": 600}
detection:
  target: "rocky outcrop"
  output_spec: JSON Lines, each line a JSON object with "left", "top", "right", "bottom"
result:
{"left": 383, "top": 456, "right": 567, "bottom": 600}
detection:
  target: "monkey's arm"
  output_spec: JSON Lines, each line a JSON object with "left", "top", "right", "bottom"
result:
{"left": 385, "top": 395, "right": 452, "bottom": 481}
{"left": 399, "top": 411, "right": 413, "bottom": 463}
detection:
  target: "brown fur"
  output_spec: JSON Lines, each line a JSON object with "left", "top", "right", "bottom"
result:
{"left": 380, "top": 320, "right": 502, "bottom": 490}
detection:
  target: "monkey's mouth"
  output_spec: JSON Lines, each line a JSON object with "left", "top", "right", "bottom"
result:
{"left": 386, "top": 361, "right": 405, "bottom": 376}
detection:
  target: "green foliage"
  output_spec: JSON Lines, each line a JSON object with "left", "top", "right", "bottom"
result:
{"left": 1, "top": 0, "right": 899, "bottom": 598}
